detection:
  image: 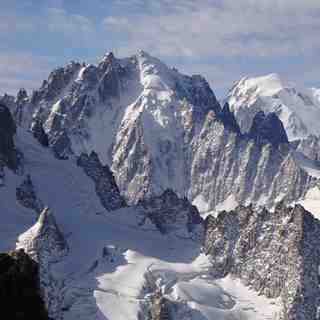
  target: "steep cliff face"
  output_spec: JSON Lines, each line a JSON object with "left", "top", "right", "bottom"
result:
{"left": 77, "top": 151, "right": 126, "bottom": 211}
{"left": 204, "top": 203, "right": 320, "bottom": 320}
{"left": 248, "top": 111, "right": 289, "bottom": 146}
{"left": 0, "top": 249, "right": 48, "bottom": 320}
{"left": 0, "top": 103, "right": 18, "bottom": 171}
{"left": 189, "top": 111, "right": 313, "bottom": 210}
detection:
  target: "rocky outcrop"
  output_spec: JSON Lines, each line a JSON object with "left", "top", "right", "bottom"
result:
{"left": 16, "top": 174, "right": 43, "bottom": 213}
{"left": 136, "top": 189, "right": 202, "bottom": 236}
{"left": 219, "top": 102, "right": 241, "bottom": 134}
{"left": 0, "top": 249, "right": 48, "bottom": 320}
{"left": 17, "top": 207, "right": 68, "bottom": 262}
{"left": 30, "top": 119, "right": 49, "bottom": 147}
{"left": 0, "top": 103, "right": 18, "bottom": 170}
{"left": 294, "top": 134, "right": 320, "bottom": 161}
{"left": 77, "top": 151, "right": 126, "bottom": 211}
{"left": 17, "top": 207, "right": 68, "bottom": 319}
{"left": 203, "top": 203, "right": 320, "bottom": 320}
{"left": 14, "top": 88, "right": 29, "bottom": 126}
{"left": 248, "top": 111, "right": 289, "bottom": 147}
{"left": 149, "top": 292, "right": 173, "bottom": 320}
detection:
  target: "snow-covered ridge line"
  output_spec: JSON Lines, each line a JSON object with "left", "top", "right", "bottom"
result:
{"left": 228, "top": 73, "right": 320, "bottom": 140}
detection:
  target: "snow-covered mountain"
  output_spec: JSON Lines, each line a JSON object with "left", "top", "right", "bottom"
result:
{"left": 2, "top": 51, "right": 320, "bottom": 320}
{"left": 8, "top": 51, "right": 316, "bottom": 212}
{"left": 227, "top": 74, "right": 320, "bottom": 140}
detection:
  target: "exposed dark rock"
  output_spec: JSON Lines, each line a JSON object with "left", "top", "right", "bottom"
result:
{"left": 249, "top": 111, "right": 289, "bottom": 146}
{"left": 14, "top": 89, "right": 29, "bottom": 126}
{"left": 37, "top": 62, "right": 82, "bottom": 102}
{"left": 0, "top": 249, "right": 48, "bottom": 320}
{"left": 77, "top": 151, "right": 126, "bottom": 211}
{"left": 18, "top": 207, "right": 68, "bottom": 264}
{"left": 16, "top": 174, "right": 43, "bottom": 213}
{"left": 219, "top": 102, "right": 241, "bottom": 134}
{"left": 98, "top": 61, "right": 121, "bottom": 102}
{"left": 0, "top": 103, "right": 18, "bottom": 170}
{"left": 50, "top": 131, "right": 72, "bottom": 160}
{"left": 137, "top": 189, "right": 202, "bottom": 235}
{"left": 203, "top": 203, "right": 320, "bottom": 320}
{"left": 149, "top": 292, "right": 173, "bottom": 320}
{"left": 30, "top": 119, "right": 49, "bottom": 147}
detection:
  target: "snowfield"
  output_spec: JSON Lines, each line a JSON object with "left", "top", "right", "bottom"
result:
{"left": 0, "top": 129, "right": 282, "bottom": 319}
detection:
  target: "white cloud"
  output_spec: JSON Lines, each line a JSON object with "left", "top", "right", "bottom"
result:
{"left": 102, "top": 0, "right": 320, "bottom": 59}
{"left": 0, "top": 53, "right": 55, "bottom": 95}
{"left": 0, "top": 0, "right": 319, "bottom": 96}
{"left": 46, "top": 8, "right": 96, "bottom": 42}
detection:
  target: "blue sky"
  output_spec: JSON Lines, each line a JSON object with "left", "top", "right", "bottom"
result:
{"left": 1, "top": 0, "right": 320, "bottom": 97}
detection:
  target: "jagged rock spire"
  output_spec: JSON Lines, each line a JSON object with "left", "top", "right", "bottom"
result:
{"left": 17, "top": 207, "right": 68, "bottom": 263}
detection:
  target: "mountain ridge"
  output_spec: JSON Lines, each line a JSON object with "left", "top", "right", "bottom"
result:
{"left": 3, "top": 51, "right": 315, "bottom": 212}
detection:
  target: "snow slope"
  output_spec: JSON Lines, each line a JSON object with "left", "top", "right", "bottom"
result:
{"left": 0, "top": 128, "right": 281, "bottom": 319}
{"left": 228, "top": 74, "right": 320, "bottom": 140}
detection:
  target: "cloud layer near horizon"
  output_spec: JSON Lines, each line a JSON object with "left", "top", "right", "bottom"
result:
{"left": 1, "top": 0, "right": 319, "bottom": 96}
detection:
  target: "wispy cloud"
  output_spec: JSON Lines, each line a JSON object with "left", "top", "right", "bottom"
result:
{"left": 0, "top": 0, "right": 319, "bottom": 96}
{"left": 102, "top": 0, "right": 320, "bottom": 58}
{"left": 46, "top": 8, "right": 96, "bottom": 43}
{"left": 0, "top": 53, "right": 55, "bottom": 95}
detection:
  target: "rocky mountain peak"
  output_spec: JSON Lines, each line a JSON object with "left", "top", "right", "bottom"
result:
{"left": 16, "top": 88, "right": 28, "bottom": 102}
{"left": 17, "top": 207, "right": 68, "bottom": 263}
{"left": 204, "top": 203, "right": 320, "bottom": 320}
{"left": 249, "top": 111, "right": 289, "bottom": 146}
